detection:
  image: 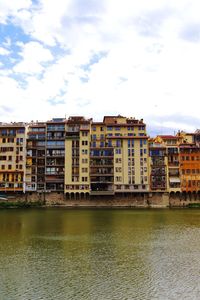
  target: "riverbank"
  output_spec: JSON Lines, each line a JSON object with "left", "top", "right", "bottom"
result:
{"left": 1, "top": 195, "right": 200, "bottom": 208}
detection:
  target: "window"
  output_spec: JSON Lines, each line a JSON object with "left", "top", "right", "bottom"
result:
{"left": 128, "top": 139, "right": 134, "bottom": 147}
{"left": 107, "top": 126, "right": 113, "bottom": 131}
{"left": 8, "top": 138, "right": 14, "bottom": 143}
{"left": 82, "top": 158, "right": 88, "bottom": 163}
{"left": 82, "top": 132, "right": 88, "bottom": 136}
{"left": 116, "top": 158, "right": 122, "bottom": 163}
{"left": 8, "top": 165, "right": 12, "bottom": 170}
{"left": 82, "top": 149, "right": 88, "bottom": 155}
{"left": 82, "top": 140, "right": 88, "bottom": 146}
{"left": 116, "top": 176, "right": 122, "bottom": 182}
{"left": 82, "top": 177, "right": 88, "bottom": 182}
{"left": 46, "top": 141, "right": 64, "bottom": 146}
{"left": 82, "top": 168, "right": 88, "bottom": 173}
{"left": 116, "top": 140, "right": 121, "bottom": 147}
{"left": 128, "top": 149, "right": 134, "bottom": 156}
{"left": 1, "top": 165, "right": 5, "bottom": 170}
{"left": 72, "top": 176, "right": 79, "bottom": 182}
{"left": 0, "top": 156, "right": 6, "bottom": 160}
{"left": 1, "top": 129, "right": 7, "bottom": 136}
{"left": 108, "top": 140, "right": 112, "bottom": 147}
{"left": 17, "top": 128, "right": 25, "bottom": 133}
{"left": 116, "top": 148, "right": 121, "bottom": 154}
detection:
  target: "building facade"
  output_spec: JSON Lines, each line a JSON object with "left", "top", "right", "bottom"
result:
{"left": 46, "top": 119, "right": 66, "bottom": 192}
{"left": 65, "top": 115, "right": 149, "bottom": 198}
{"left": 0, "top": 123, "right": 26, "bottom": 193}
{"left": 149, "top": 141, "right": 168, "bottom": 192}
{"left": 1, "top": 116, "right": 200, "bottom": 198}
{"left": 26, "top": 122, "right": 46, "bottom": 192}
{"left": 180, "top": 143, "right": 200, "bottom": 193}
{"left": 65, "top": 117, "right": 91, "bottom": 198}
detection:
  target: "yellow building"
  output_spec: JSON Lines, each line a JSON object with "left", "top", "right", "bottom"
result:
{"left": 91, "top": 116, "right": 149, "bottom": 195}
{"left": 0, "top": 123, "right": 27, "bottom": 193}
{"left": 177, "top": 131, "right": 194, "bottom": 144}
{"left": 65, "top": 115, "right": 149, "bottom": 198}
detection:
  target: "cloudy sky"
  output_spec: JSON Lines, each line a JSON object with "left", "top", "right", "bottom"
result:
{"left": 0, "top": 0, "right": 200, "bottom": 135}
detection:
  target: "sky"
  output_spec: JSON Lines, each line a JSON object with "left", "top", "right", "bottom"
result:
{"left": 0, "top": 0, "right": 200, "bottom": 135}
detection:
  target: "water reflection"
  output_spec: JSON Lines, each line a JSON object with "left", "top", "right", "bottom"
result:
{"left": 0, "top": 209, "right": 200, "bottom": 299}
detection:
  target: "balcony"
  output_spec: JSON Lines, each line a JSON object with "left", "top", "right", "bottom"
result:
{"left": 66, "top": 126, "right": 80, "bottom": 132}
{"left": 46, "top": 144, "right": 65, "bottom": 149}
{"left": 168, "top": 162, "right": 179, "bottom": 167}
{"left": 45, "top": 176, "right": 64, "bottom": 182}
{"left": 91, "top": 177, "right": 114, "bottom": 183}
{"left": 47, "top": 126, "right": 65, "bottom": 132}
{"left": 90, "top": 190, "right": 115, "bottom": 195}
{"left": 91, "top": 183, "right": 114, "bottom": 195}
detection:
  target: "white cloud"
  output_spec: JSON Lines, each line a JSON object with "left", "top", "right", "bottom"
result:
{"left": 13, "top": 41, "right": 53, "bottom": 74}
{"left": 0, "top": 0, "right": 32, "bottom": 23}
{"left": 0, "top": 47, "right": 10, "bottom": 55}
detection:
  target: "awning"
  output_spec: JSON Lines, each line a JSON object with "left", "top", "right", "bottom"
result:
{"left": 169, "top": 178, "right": 180, "bottom": 183}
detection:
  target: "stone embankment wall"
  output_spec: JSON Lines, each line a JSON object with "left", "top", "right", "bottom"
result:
{"left": 169, "top": 192, "right": 200, "bottom": 207}
{"left": 2, "top": 192, "right": 200, "bottom": 207}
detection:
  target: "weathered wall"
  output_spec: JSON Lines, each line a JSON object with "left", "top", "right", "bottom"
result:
{"left": 1, "top": 191, "right": 200, "bottom": 208}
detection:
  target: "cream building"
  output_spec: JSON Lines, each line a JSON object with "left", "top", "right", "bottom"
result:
{"left": 65, "top": 115, "right": 149, "bottom": 198}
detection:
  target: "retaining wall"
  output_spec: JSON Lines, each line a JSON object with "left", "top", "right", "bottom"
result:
{"left": 1, "top": 192, "right": 200, "bottom": 208}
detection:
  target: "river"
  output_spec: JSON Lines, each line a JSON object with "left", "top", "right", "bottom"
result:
{"left": 0, "top": 208, "right": 200, "bottom": 300}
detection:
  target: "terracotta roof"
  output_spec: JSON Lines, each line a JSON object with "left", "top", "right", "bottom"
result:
{"left": 179, "top": 143, "right": 197, "bottom": 147}
{"left": 158, "top": 135, "right": 179, "bottom": 139}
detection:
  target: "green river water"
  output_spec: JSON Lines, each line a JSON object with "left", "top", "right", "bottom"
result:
{"left": 0, "top": 208, "right": 200, "bottom": 300}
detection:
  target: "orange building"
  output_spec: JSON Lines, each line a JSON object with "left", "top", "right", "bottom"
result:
{"left": 179, "top": 143, "right": 200, "bottom": 192}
